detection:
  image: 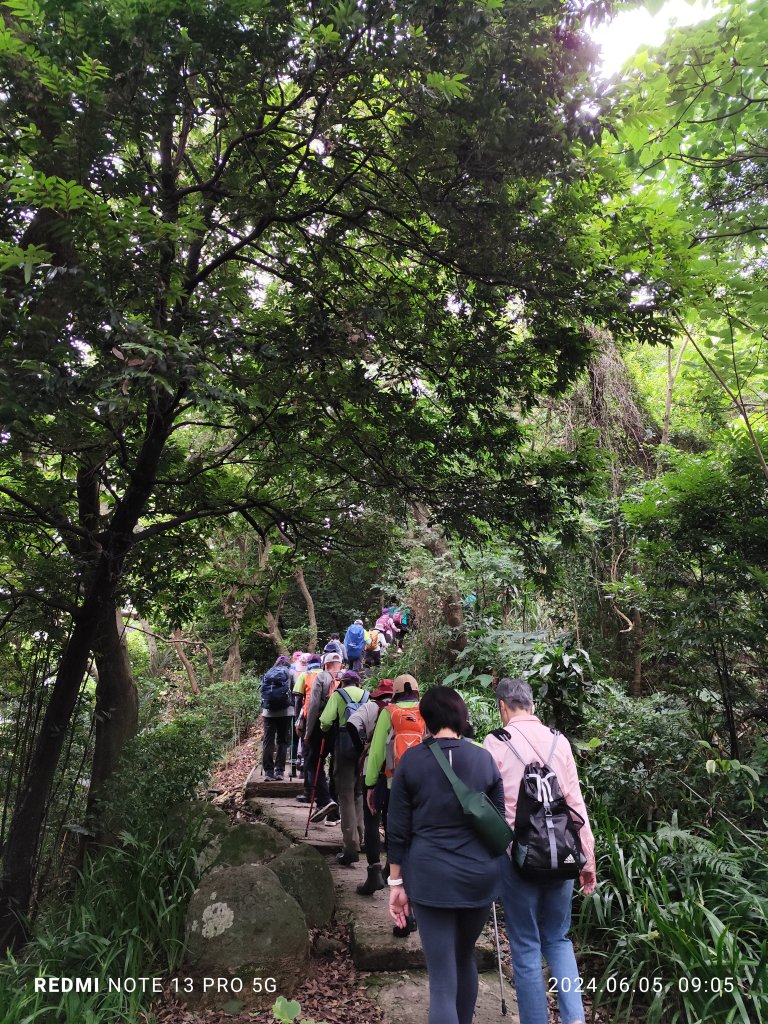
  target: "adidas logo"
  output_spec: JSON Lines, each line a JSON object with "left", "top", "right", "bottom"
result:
{"left": 564, "top": 854, "right": 575, "bottom": 864}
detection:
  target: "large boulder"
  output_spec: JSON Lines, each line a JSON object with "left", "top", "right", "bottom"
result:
{"left": 183, "top": 864, "right": 309, "bottom": 1010}
{"left": 269, "top": 844, "right": 335, "bottom": 928}
{"left": 199, "top": 821, "right": 289, "bottom": 873}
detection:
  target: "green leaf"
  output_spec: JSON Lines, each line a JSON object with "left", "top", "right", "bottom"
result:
{"left": 272, "top": 996, "right": 302, "bottom": 1023}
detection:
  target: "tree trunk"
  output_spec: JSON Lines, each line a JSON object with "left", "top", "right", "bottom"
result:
{"left": 0, "top": 397, "right": 176, "bottom": 953}
{"left": 140, "top": 618, "right": 161, "bottom": 675}
{"left": 222, "top": 584, "right": 246, "bottom": 682}
{"left": 660, "top": 340, "right": 688, "bottom": 449}
{"left": 222, "top": 633, "right": 241, "bottom": 682}
{"left": 86, "top": 607, "right": 139, "bottom": 820}
{"left": 295, "top": 567, "right": 318, "bottom": 653}
{"left": 171, "top": 628, "right": 200, "bottom": 694}
{"left": 414, "top": 505, "right": 466, "bottom": 664}
{"left": 265, "top": 608, "right": 288, "bottom": 656}
{"left": 630, "top": 608, "right": 643, "bottom": 697}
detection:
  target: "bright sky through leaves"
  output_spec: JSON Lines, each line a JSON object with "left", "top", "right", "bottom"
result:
{"left": 592, "top": 0, "right": 716, "bottom": 76}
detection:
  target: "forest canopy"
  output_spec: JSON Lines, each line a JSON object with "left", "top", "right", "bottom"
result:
{"left": 1, "top": 0, "right": 767, "bottom": 1021}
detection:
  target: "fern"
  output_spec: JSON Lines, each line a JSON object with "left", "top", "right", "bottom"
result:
{"left": 653, "top": 824, "right": 745, "bottom": 880}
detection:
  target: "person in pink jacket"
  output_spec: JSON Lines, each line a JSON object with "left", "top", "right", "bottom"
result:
{"left": 483, "top": 677, "right": 596, "bottom": 1024}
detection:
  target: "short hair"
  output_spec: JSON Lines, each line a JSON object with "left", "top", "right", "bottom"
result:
{"left": 496, "top": 677, "right": 534, "bottom": 712}
{"left": 420, "top": 686, "right": 470, "bottom": 737}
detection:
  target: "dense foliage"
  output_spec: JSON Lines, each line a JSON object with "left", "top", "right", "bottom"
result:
{"left": 0, "top": 0, "right": 767, "bottom": 1021}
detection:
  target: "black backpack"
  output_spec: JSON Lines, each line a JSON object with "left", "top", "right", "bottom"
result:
{"left": 494, "top": 725, "right": 586, "bottom": 883}
{"left": 260, "top": 666, "right": 292, "bottom": 711}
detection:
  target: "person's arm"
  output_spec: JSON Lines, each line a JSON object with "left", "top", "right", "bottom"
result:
{"left": 364, "top": 707, "right": 391, "bottom": 788}
{"left": 485, "top": 753, "right": 506, "bottom": 817}
{"left": 319, "top": 691, "right": 339, "bottom": 732}
{"left": 561, "top": 740, "right": 597, "bottom": 894}
{"left": 386, "top": 757, "right": 412, "bottom": 928}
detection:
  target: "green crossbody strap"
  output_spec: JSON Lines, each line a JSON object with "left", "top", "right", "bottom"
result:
{"left": 428, "top": 739, "right": 476, "bottom": 807}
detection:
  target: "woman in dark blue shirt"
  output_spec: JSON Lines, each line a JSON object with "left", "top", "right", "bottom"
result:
{"left": 387, "top": 686, "right": 506, "bottom": 1024}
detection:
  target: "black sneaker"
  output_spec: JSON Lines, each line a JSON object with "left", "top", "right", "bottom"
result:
{"left": 393, "top": 912, "right": 417, "bottom": 938}
{"left": 336, "top": 851, "right": 360, "bottom": 866}
{"left": 264, "top": 771, "right": 276, "bottom": 781}
{"left": 310, "top": 801, "right": 337, "bottom": 824}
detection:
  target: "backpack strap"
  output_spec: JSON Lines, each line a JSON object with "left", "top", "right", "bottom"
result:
{"left": 338, "top": 688, "right": 354, "bottom": 707}
{"left": 545, "top": 730, "right": 560, "bottom": 767}
{"left": 505, "top": 722, "right": 551, "bottom": 766}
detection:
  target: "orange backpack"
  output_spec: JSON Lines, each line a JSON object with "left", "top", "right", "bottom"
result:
{"left": 365, "top": 628, "right": 381, "bottom": 652}
{"left": 304, "top": 670, "right": 338, "bottom": 711}
{"left": 385, "top": 704, "right": 426, "bottom": 777}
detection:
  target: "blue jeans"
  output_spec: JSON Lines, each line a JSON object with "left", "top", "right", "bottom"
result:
{"left": 501, "top": 864, "right": 585, "bottom": 1024}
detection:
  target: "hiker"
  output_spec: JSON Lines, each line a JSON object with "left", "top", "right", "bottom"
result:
{"left": 260, "top": 655, "right": 295, "bottom": 781}
{"left": 392, "top": 605, "right": 412, "bottom": 648}
{"left": 318, "top": 669, "right": 369, "bottom": 863}
{"left": 387, "top": 687, "right": 506, "bottom": 1024}
{"left": 375, "top": 606, "right": 397, "bottom": 646}
{"left": 293, "top": 653, "right": 322, "bottom": 798}
{"left": 363, "top": 623, "right": 388, "bottom": 668}
{"left": 343, "top": 618, "right": 366, "bottom": 672}
{"left": 364, "top": 672, "right": 423, "bottom": 931}
{"left": 300, "top": 650, "right": 344, "bottom": 822}
{"left": 323, "top": 633, "right": 347, "bottom": 663}
{"left": 483, "top": 677, "right": 596, "bottom": 1024}
{"left": 353, "top": 678, "right": 393, "bottom": 894}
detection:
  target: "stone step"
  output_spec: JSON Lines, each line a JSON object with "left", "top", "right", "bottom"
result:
{"left": 243, "top": 765, "right": 305, "bottom": 798}
{"left": 246, "top": 794, "right": 343, "bottom": 854}
{"left": 247, "top": 789, "right": 516, "bottom": 1018}
{"left": 364, "top": 968, "right": 518, "bottom": 1024}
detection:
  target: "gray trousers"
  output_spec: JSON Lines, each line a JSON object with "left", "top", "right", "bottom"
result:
{"left": 333, "top": 751, "right": 364, "bottom": 854}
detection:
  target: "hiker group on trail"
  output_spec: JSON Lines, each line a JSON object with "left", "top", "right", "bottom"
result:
{"left": 258, "top": 607, "right": 596, "bottom": 1024}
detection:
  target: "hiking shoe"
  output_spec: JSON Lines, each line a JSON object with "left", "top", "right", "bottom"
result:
{"left": 356, "top": 864, "right": 386, "bottom": 895}
{"left": 324, "top": 808, "right": 340, "bottom": 825}
{"left": 295, "top": 793, "right": 312, "bottom": 803}
{"left": 310, "top": 801, "right": 337, "bottom": 824}
{"left": 393, "top": 913, "right": 417, "bottom": 938}
{"left": 263, "top": 771, "right": 276, "bottom": 781}
{"left": 273, "top": 772, "right": 285, "bottom": 780}
{"left": 336, "top": 851, "right": 360, "bottom": 867}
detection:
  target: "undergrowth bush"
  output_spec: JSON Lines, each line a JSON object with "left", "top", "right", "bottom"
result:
{"left": 186, "top": 677, "right": 261, "bottom": 749}
{"left": 575, "top": 808, "right": 768, "bottom": 1024}
{"left": 579, "top": 683, "right": 707, "bottom": 829}
{"left": 0, "top": 815, "right": 203, "bottom": 1023}
{"left": 97, "top": 716, "right": 218, "bottom": 836}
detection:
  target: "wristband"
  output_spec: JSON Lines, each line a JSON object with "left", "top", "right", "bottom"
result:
{"left": 387, "top": 877, "right": 404, "bottom": 887}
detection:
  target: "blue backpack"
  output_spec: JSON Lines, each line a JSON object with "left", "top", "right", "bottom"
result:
{"left": 345, "top": 624, "right": 365, "bottom": 656}
{"left": 260, "top": 666, "right": 292, "bottom": 711}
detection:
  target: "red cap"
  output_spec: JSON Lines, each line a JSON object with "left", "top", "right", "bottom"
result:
{"left": 371, "top": 679, "right": 394, "bottom": 699}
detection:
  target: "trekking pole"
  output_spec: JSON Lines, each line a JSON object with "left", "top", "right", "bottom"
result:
{"left": 491, "top": 902, "right": 508, "bottom": 1016}
{"left": 304, "top": 736, "right": 326, "bottom": 838}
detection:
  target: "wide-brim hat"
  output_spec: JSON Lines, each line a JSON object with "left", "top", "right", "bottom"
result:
{"left": 371, "top": 679, "right": 394, "bottom": 699}
{"left": 392, "top": 674, "right": 418, "bottom": 695}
